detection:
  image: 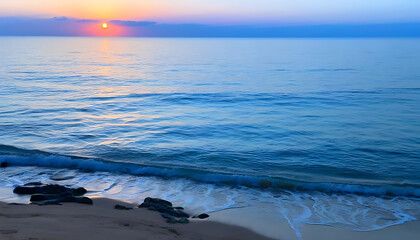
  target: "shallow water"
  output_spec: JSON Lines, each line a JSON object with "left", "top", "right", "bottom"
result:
{"left": 0, "top": 37, "right": 419, "bottom": 237}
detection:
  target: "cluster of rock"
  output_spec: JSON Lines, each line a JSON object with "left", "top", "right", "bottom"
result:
{"left": 139, "top": 197, "right": 191, "bottom": 223}
{"left": 11, "top": 181, "right": 210, "bottom": 224}
{"left": 13, "top": 182, "right": 92, "bottom": 205}
{"left": 137, "top": 197, "right": 210, "bottom": 223}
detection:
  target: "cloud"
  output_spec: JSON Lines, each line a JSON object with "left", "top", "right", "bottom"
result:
{"left": 51, "top": 16, "right": 99, "bottom": 23}
{"left": 52, "top": 16, "right": 69, "bottom": 21}
{"left": 110, "top": 20, "right": 156, "bottom": 27}
{"left": 76, "top": 19, "right": 100, "bottom": 23}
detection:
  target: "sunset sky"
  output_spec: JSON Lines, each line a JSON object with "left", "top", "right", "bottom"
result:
{"left": 0, "top": 0, "right": 419, "bottom": 37}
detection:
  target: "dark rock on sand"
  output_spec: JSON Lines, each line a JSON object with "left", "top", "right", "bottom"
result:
{"left": 15, "top": 183, "right": 92, "bottom": 205}
{"left": 143, "top": 197, "right": 173, "bottom": 207}
{"left": 195, "top": 213, "right": 210, "bottom": 219}
{"left": 114, "top": 204, "right": 133, "bottom": 210}
{"left": 59, "top": 196, "right": 93, "bottom": 205}
{"left": 0, "top": 162, "right": 8, "bottom": 168}
{"left": 160, "top": 213, "right": 173, "bottom": 219}
{"left": 13, "top": 186, "right": 40, "bottom": 195}
{"left": 13, "top": 184, "right": 87, "bottom": 196}
{"left": 73, "top": 187, "right": 88, "bottom": 195}
{"left": 41, "top": 201, "right": 62, "bottom": 206}
{"left": 30, "top": 194, "right": 57, "bottom": 202}
{"left": 161, "top": 213, "right": 190, "bottom": 224}
{"left": 139, "top": 197, "right": 190, "bottom": 223}
{"left": 33, "top": 197, "right": 92, "bottom": 205}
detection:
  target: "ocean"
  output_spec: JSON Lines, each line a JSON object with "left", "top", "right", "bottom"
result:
{"left": 0, "top": 37, "right": 419, "bottom": 237}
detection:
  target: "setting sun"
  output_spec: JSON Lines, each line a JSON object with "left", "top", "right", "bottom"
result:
{"left": 102, "top": 23, "right": 108, "bottom": 29}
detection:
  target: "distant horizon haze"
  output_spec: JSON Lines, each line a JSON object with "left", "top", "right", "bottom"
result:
{"left": 0, "top": 17, "right": 419, "bottom": 37}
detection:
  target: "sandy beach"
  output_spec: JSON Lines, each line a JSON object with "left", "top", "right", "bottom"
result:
{"left": 0, "top": 198, "right": 274, "bottom": 240}
{"left": 0, "top": 197, "right": 419, "bottom": 240}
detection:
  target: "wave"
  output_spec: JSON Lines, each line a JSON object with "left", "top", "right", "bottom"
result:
{"left": 1, "top": 144, "right": 419, "bottom": 198}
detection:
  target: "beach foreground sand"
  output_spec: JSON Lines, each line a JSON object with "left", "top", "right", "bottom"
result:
{"left": 0, "top": 198, "right": 273, "bottom": 240}
{"left": 0, "top": 197, "right": 419, "bottom": 240}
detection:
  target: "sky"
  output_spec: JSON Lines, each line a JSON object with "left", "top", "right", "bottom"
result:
{"left": 0, "top": 0, "right": 419, "bottom": 37}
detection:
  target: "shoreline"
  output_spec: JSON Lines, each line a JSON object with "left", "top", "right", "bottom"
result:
{"left": 0, "top": 178, "right": 419, "bottom": 239}
{"left": 0, "top": 196, "right": 419, "bottom": 240}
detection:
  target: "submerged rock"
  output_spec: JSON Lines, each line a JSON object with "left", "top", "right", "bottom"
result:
{"left": 114, "top": 204, "right": 133, "bottom": 210}
{"left": 0, "top": 162, "right": 8, "bottom": 168}
{"left": 139, "top": 197, "right": 190, "bottom": 223}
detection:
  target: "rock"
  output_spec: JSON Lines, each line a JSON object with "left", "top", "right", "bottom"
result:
{"left": 73, "top": 187, "right": 87, "bottom": 195}
{"left": 143, "top": 197, "right": 172, "bottom": 207}
{"left": 114, "top": 204, "right": 132, "bottom": 210}
{"left": 31, "top": 196, "right": 92, "bottom": 205}
{"left": 59, "top": 196, "right": 93, "bottom": 205}
{"left": 14, "top": 183, "right": 91, "bottom": 205}
{"left": 160, "top": 213, "right": 173, "bottom": 219}
{"left": 161, "top": 213, "right": 190, "bottom": 224}
{"left": 139, "top": 197, "right": 190, "bottom": 223}
{"left": 167, "top": 209, "right": 189, "bottom": 218}
{"left": 41, "top": 201, "right": 62, "bottom": 206}
{"left": 13, "top": 186, "right": 41, "bottom": 195}
{"left": 140, "top": 201, "right": 189, "bottom": 218}
{"left": 196, "top": 213, "right": 209, "bottom": 219}
{"left": 0, "top": 162, "right": 8, "bottom": 168}
{"left": 30, "top": 194, "right": 53, "bottom": 202}
{"left": 42, "top": 185, "right": 85, "bottom": 195}
{"left": 176, "top": 218, "right": 189, "bottom": 224}
{"left": 13, "top": 184, "right": 87, "bottom": 196}
{"left": 77, "top": 197, "right": 93, "bottom": 205}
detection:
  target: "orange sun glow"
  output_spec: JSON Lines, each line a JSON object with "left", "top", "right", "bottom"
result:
{"left": 102, "top": 23, "right": 108, "bottom": 29}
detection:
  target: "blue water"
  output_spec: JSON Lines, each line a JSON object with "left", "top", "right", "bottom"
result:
{"left": 0, "top": 37, "right": 419, "bottom": 237}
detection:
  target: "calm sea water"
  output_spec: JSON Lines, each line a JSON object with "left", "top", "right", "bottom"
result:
{"left": 0, "top": 37, "right": 419, "bottom": 237}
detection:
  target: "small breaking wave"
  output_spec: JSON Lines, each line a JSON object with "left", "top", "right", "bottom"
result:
{"left": 1, "top": 144, "right": 419, "bottom": 198}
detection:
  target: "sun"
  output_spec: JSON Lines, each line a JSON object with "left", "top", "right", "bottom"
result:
{"left": 102, "top": 23, "right": 108, "bottom": 29}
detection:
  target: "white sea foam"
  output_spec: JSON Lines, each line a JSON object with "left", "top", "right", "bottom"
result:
{"left": 1, "top": 165, "right": 419, "bottom": 238}
{"left": 2, "top": 154, "right": 420, "bottom": 197}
